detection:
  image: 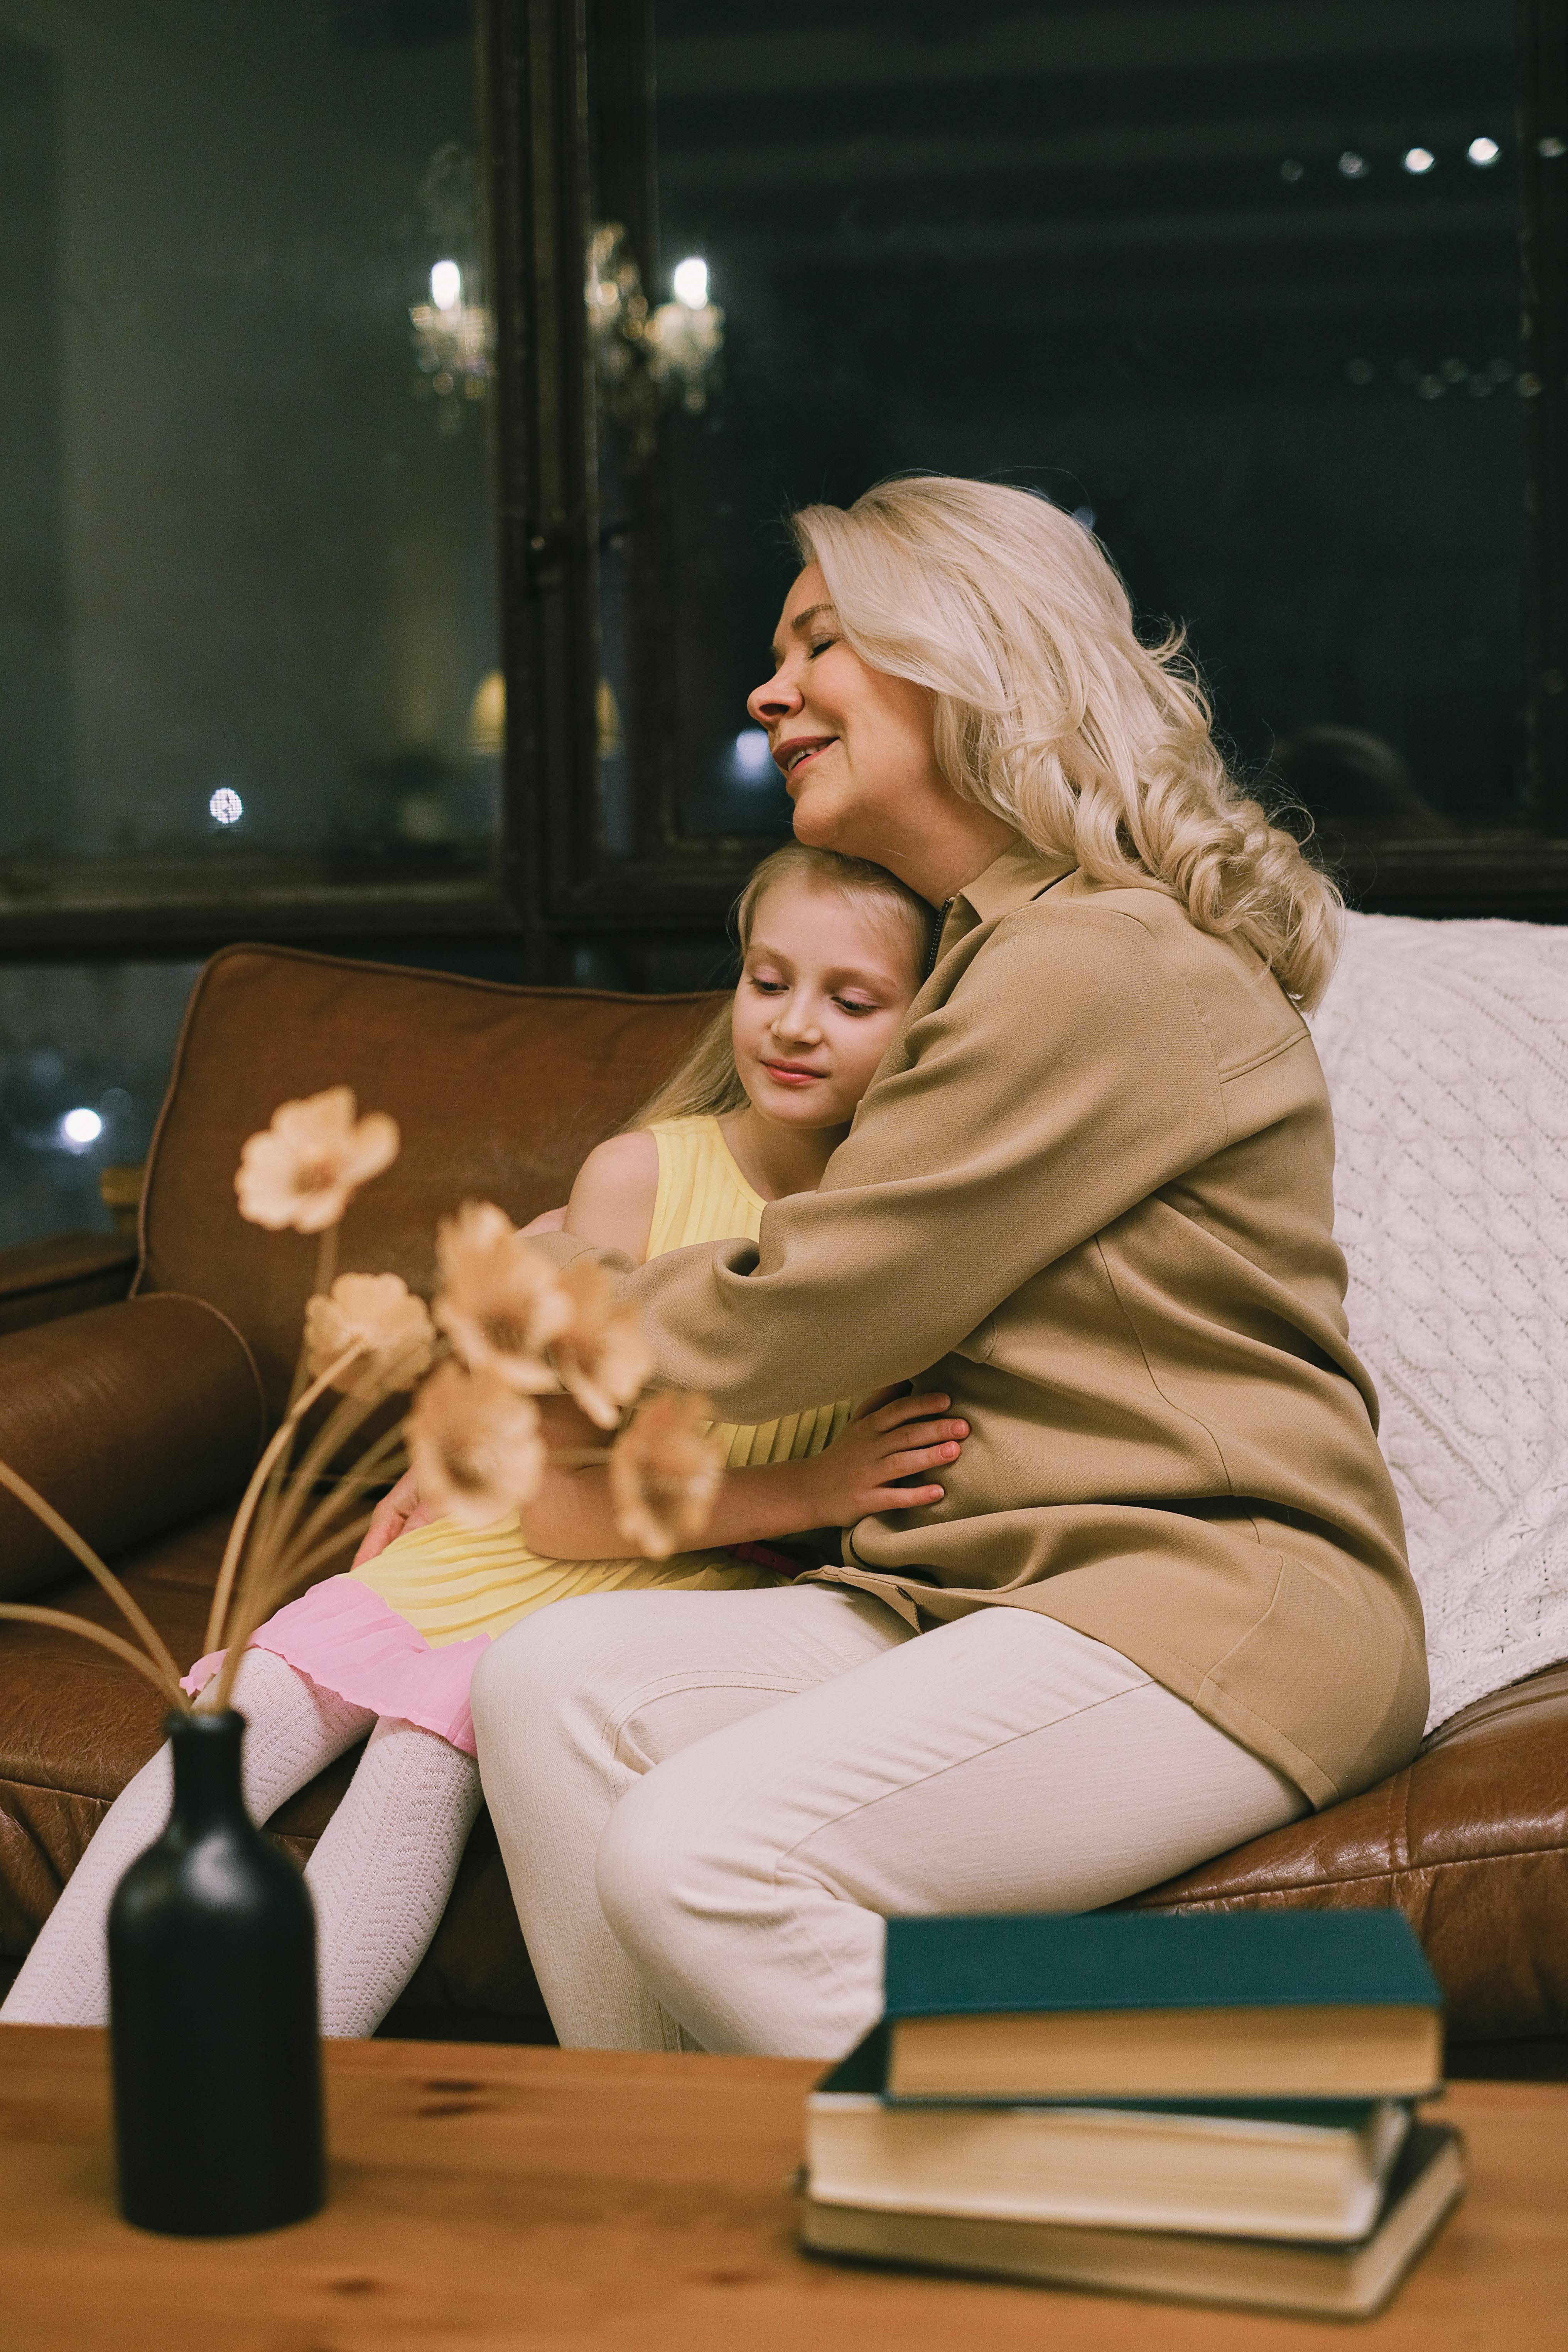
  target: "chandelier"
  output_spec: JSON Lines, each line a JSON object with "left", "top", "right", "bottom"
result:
{"left": 408, "top": 144, "right": 494, "bottom": 434}
{"left": 586, "top": 224, "right": 724, "bottom": 464}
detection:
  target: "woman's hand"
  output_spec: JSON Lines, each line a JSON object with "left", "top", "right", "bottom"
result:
{"left": 354, "top": 1468, "right": 437, "bottom": 1567}
{"left": 807, "top": 1391, "right": 969, "bottom": 1527}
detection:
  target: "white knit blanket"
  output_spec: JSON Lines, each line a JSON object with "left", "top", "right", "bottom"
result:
{"left": 1308, "top": 910, "right": 1568, "bottom": 1732}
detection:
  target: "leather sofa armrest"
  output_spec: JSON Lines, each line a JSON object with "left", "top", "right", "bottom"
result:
{"left": 0, "top": 1233, "right": 138, "bottom": 1339}
{"left": 0, "top": 1295, "right": 267, "bottom": 1604}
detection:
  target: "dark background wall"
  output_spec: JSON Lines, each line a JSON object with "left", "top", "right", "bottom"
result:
{"left": 0, "top": 0, "right": 496, "bottom": 869}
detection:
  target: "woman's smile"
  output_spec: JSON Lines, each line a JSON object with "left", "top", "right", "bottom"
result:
{"left": 775, "top": 734, "right": 839, "bottom": 787}
{"left": 761, "top": 1058, "right": 827, "bottom": 1089}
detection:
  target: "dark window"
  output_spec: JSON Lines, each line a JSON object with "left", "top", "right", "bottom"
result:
{"left": 0, "top": 0, "right": 503, "bottom": 954}
{"left": 505, "top": 0, "right": 1567, "bottom": 977}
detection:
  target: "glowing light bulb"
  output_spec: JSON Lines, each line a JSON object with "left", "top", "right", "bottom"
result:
{"left": 672, "top": 256, "right": 709, "bottom": 309}
{"left": 61, "top": 1108, "right": 103, "bottom": 1146}
{"left": 1403, "top": 146, "right": 1435, "bottom": 174}
{"left": 430, "top": 259, "right": 462, "bottom": 311}
{"left": 1468, "top": 136, "right": 1500, "bottom": 167}
{"left": 209, "top": 787, "right": 243, "bottom": 826}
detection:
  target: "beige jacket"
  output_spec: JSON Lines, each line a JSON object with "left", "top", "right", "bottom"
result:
{"left": 552, "top": 840, "right": 1427, "bottom": 1808}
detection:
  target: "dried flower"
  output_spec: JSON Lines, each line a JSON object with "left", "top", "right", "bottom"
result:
{"left": 304, "top": 1273, "right": 436, "bottom": 1395}
{"left": 608, "top": 1392, "right": 725, "bottom": 1560}
{"left": 434, "top": 1202, "right": 573, "bottom": 1391}
{"left": 405, "top": 1361, "right": 547, "bottom": 1528}
{"left": 235, "top": 1087, "right": 400, "bottom": 1233}
{"left": 550, "top": 1257, "right": 653, "bottom": 1430}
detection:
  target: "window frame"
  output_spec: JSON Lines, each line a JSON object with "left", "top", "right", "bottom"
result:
{"left": 0, "top": 3, "right": 527, "bottom": 969}
{"left": 2, "top": 0, "right": 1565, "bottom": 972}
{"left": 502, "top": 0, "right": 1568, "bottom": 964}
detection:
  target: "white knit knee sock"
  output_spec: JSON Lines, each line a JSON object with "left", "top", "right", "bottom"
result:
{"left": 305, "top": 1716, "right": 482, "bottom": 2039}
{"left": 0, "top": 1650, "right": 373, "bottom": 2029}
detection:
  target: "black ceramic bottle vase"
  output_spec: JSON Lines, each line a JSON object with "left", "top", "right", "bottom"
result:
{"left": 108, "top": 1707, "right": 325, "bottom": 2235}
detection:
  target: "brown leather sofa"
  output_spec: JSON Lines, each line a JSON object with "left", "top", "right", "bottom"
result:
{"left": 2, "top": 943, "right": 1565, "bottom": 2067}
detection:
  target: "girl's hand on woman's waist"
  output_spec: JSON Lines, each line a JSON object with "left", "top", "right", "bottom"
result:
{"left": 805, "top": 1389, "right": 969, "bottom": 1528}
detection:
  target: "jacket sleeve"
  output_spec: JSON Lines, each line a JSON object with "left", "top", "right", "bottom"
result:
{"left": 554, "top": 901, "right": 1230, "bottom": 1424}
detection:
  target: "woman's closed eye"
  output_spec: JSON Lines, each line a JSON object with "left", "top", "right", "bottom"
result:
{"left": 833, "top": 995, "right": 881, "bottom": 1016}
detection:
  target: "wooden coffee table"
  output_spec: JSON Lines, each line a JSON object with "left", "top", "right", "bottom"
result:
{"left": 0, "top": 2028, "right": 1563, "bottom": 2350}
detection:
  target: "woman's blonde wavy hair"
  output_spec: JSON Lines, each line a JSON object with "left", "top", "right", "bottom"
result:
{"left": 792, "top": 476, "right": 1342, "bottom": 1010}
{"left": 630, "top": 843, "right": 929, "bottom": 1128}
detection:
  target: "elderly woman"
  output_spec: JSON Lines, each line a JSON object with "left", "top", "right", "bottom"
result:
{"left": 465, "top": 476, "right": 1425, "bottom": 2058}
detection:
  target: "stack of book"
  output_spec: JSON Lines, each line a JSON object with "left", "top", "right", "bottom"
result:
{"left": 800, "top": 1911, "right": 1463, "bottom": 2319}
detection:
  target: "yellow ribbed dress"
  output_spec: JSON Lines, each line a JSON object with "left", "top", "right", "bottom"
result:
{"left": 204, "top": 1118, "right": 851, "bottom": 1753}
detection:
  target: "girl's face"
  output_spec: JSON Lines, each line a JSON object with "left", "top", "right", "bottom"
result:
{"left": 732, "top": 876, "right": 919, "bottom": 1133}
{"left": 747, "top": 565, "right": 949, "bottom": 874}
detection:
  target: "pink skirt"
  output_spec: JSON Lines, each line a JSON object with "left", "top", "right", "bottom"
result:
{"left": 182, "top": 1576, "right": 490, "bottom": 1758}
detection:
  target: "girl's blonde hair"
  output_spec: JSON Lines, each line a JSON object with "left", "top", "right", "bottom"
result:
{"left": 631, "top": 843, "right": 929, "bottom": 1128}
{"left": 792, "top": 476, "right": 1342, "bottom": 1010}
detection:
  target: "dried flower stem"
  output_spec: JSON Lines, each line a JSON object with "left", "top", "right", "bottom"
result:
{"left": 0, "top": 1602, "right": 186, "bottom": 1708}
{"left": 204, "top": 1541, "right": 366, "bottom": 1707}
{"left": 0, "top": 1461, "right": 182, "bottom": 1691}
{"left": 213, "top": 1504, "right": 380, "bottom": 1674}
{"left": 206, "top": 1405, "right": 405, "bottom": 1714}
{"left": 201, "top": 1342, "right": 365, "bottom": 1659}
{"left": 315, "top": 1222, "right": 339, "bottom": 1301}
{"left": 238, "top": 1364, "right": 406, "bottom": 1612}
{"left": 236, "top": 1427, "right": 408, "bottom": 1641}
{"left": 284, "top": 1423, "right": 408, "bottom": 1570}
{"left": 282, "top": 1223, "right": 343, "bottom": 1416}
{"left": 267, "top": 1510, "right": 378, "bottom": 1604}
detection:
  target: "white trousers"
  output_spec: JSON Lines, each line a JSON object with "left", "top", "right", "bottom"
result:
{"left": 471, "top": 1584, "right": 1308, "bottom": 2060}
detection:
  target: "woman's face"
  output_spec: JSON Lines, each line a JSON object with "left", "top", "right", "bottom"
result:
{"left": 731, "top": 876, "right": 918, "bottom": 1135}
{"left": 748, "top": 566, "right": 949, "bottom": 871}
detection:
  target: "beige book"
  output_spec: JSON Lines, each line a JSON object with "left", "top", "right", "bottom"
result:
{"left": 806, "top": 2094, "right": 1412, "bottom": 2240}
{"left": 886, "top": 2001, "right": 1443, "bottom": 2102}
{"left": 800, "top": 2122, "right": 1465, "bottom": 2321}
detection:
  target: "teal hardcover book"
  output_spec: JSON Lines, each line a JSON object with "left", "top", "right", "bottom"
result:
{"left": 884, "top": 1910, "right": 1440, "bottom": 2019}
{"left": 878, "top": 1912, "right": 1442, "bottom": 2101}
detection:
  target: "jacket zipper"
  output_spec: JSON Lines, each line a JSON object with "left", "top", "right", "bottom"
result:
{"left": 923, "top": 897, "right": 954, "bottom": 982}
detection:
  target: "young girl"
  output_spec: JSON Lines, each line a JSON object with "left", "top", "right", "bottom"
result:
{"left": 2, "top": 844, "right": 969, "bottom": 2038}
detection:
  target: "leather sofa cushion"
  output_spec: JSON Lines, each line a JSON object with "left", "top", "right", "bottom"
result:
{"left": 0, "top": 1234, "right": 137, "bottom": 1339}
{"left": 138, "top": 947, "right": 723, "bottom": 1416}
{"left": 1127, "top": 1660, "right": 1568, "bottom": 2041}
{"left": 0, "top": 1297, "right": 266, "bottom": 1604}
